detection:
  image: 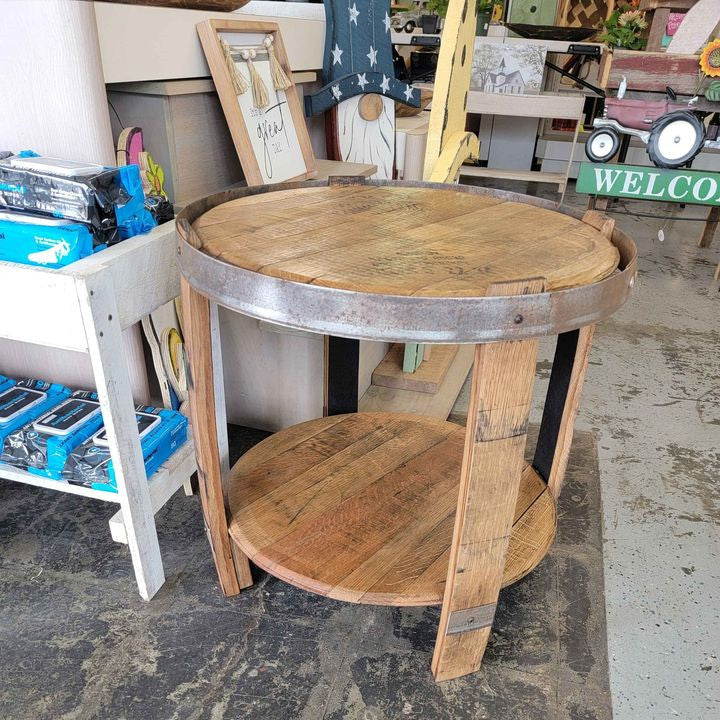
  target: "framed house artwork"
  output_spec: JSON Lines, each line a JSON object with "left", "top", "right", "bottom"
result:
{"left": 197, "top": 19, "right": 316, "bottom": 185}
{"left": 471, "top": 42, "right": 548, "bottom": 95}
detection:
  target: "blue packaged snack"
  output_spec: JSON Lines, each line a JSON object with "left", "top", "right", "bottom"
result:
{"left": 0, "top": 212, "right": 95, "bottom": 268}
{"left": 0, "top": 156, "right": 156, "bottom": 247}
{"left": 0, "top": 377, "right": 71, "bottom": 449}
{"left": 1, "top": 390, "right": 103, "bottom": 479}
{"left": 63, "top": 405, "right": 188, "bottom": 493}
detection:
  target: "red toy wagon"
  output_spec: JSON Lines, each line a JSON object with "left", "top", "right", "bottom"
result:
{"left": 585, "top": 89, "right": 720, "bottom": 168}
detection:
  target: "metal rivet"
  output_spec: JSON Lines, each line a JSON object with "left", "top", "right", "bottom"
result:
{"left": 514, "top": 314, "right": 523, "bottom": 324}
{"left": 467, "top": 616, "right": 475, "bottom": 624}
{"left": 90, "top": 290, "right": 94, "bottom": 296}
{"left": 99, "top": 331, "right": 104, "bottom": 338}
{"left": 108, "top": 314, "right": 112, "bottom": 322}
{"left": 177, "top": 246, "right": 182, "bottom": 255}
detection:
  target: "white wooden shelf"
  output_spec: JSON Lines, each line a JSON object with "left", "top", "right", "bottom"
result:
{"left": 0, "top": 463, "right": 127, "bottom": 502}
{"left": 455, "top": 88, "right": 583, "bottom": 200}
{"left": 458, "top": 166, "right": 569, "bottom": 191}
{"left": 465, "top": 90, "right": 585, "bottom": 120}
{"left": 0, "top": 437, "right": 193, "bottom": 507}
{"left": 0, "top": 220, "right": 195, "bottom": 600}
{"left": 94, "top": 0, "right": 326, "bottom": 84}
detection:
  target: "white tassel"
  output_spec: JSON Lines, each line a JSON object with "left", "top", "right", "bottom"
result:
{"left": 221, "top": 38, "right": 248, "bottom": 96}
{"left": 264, "top": 35, "right": 292, "bottom": 91}
{"left": 243, "top": 48, "right": 269, "bottom": 108}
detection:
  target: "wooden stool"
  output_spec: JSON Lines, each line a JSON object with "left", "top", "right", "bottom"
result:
{"left": 176, "top": 179, "right": 636, "bottom": 682}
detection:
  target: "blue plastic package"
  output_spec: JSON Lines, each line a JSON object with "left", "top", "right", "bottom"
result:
{"left": 63, "top": 405, "right": 188, "bottom": 493}
{"left": 115, "top": 165, "right": 156, "bottom": 239}
{"left": 0, "top": 374, "right": 14, "bottom": 396}
{"left": 1, "top": 390, "right": 103, "bottom": 479}
{"left": 0, "top": 155, "right": 156, "bottom": 261}
{"left": 0, "top": 213, "right": 95, "bottom": 268}
{"left": 0, "top": 377, "right": 71, "bottom": 450}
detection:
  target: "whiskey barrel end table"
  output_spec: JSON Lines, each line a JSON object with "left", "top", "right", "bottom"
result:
{"left": 176, "top": 179, "right": 636, "bottom": 682}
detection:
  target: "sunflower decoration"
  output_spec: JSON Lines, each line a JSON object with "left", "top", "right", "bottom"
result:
{"left": 699, "top": 39, "right": 720, "bottom": 103}
{"left": 700, "top": 39, "right": 720, "bottom": 78}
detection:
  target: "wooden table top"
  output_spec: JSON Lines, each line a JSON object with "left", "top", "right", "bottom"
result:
{"left": 193, "top": 185, "right": 620, "bottom": 298}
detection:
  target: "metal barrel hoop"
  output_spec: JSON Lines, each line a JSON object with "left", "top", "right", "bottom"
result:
{"left": 176, "top": 180, "right": 637, "bottom": 345}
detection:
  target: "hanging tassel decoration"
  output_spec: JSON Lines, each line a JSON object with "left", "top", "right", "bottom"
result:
{"left": 243, "top": 48, "right": 269, "bottom": 108}
{"left": 220, "top": 38, "right": 248, "bottom": 96}
{"left": 264, "top": 35, "right": 292, "bottom": 91}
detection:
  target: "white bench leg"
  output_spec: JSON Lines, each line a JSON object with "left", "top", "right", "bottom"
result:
{"left": 76, "top": 270, "right": 165, "bottom": 600}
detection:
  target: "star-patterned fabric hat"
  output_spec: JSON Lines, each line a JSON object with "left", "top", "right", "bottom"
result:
{"left": 305, "top": 0, "right": 420, "bottom": 115}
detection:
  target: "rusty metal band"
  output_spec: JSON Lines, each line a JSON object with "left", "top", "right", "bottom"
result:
{"left": 176, "top": 180, "right": 637, "bottom": 344}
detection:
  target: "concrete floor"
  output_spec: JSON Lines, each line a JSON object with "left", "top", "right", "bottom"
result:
{"left": 576, "top": 196, "right": 719, "bottom": 719}
{"left": 456, "top": 183, "right": 720, "bottom": 719}
{"left": 0, "top": 423, "right": 610, "bottom": 720}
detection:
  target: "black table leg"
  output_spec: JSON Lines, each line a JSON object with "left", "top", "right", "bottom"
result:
{"left": 323, "top": 336, "right": 360, "bottom": 416}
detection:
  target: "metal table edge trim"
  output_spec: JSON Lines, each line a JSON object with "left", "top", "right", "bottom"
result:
{"left": 175, "top": 180, "right": 637, "bottom": 344}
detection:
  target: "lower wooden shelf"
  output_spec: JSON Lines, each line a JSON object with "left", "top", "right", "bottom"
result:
{"left": 228, "top": 412, "right": 556, "bottom": 607}
{"left": 458, "top": 166, "right": 568, "bottom": 191}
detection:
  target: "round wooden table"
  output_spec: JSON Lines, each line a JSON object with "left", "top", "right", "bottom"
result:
{"left": 176, "top": 179, "right": 636, "bottom": 682}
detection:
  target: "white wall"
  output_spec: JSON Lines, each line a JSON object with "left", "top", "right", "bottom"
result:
{"left": 0, "top": 0, "right": 148, "bottom": 401}
{"left": 0, "top": 0, "right": 114, "bottom": 164}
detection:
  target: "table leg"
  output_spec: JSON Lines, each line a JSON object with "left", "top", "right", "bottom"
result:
{"left": 432, "top": 279, "right": 543, "bottom": 682}
{"left": 699, "top": 206, "right": 720, "bottom": 248}
{"left": 560, "top": 120, "right": 581, "bottom": 205}
{"left": 76, "top": 271, "right": 164, "bottom": 600}
{"left": 323, "top": 336, "right": 360, "bottom": 416}
{"left": 182, "top": 278, "right": 252, "bottom": 595}
{"left": 533, "top": 325, "right": 595, "bottom": 500}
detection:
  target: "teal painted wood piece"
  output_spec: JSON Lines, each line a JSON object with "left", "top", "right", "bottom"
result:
{"left": 576, "top": 162, "right": 720, "bottom": 207}
{"left": 403, "top": 342, "right": 425, "bottom": 373}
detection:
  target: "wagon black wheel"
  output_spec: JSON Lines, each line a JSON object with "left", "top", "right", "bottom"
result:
{"left": 647, "top": 111, "right": 705, "bottom": 169}
{"left": 585, "top": 127, "right": 621, "bottom": 163}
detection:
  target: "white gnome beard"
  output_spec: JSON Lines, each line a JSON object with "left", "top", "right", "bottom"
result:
{"left": 337, "top": 95, "right": 396, "bottom": 179}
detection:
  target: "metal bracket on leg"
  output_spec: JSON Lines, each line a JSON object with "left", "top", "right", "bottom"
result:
{"left": 446, "top": 603, "right": 497, "bottom": 635}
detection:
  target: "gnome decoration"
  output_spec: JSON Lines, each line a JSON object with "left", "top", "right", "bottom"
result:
{"left": 306, "top": 0, "right": 420, "bottom": 178}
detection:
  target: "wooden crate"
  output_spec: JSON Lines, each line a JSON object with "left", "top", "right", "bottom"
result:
{"left": 107, "top": 79, "right": 244, "bottom": 207}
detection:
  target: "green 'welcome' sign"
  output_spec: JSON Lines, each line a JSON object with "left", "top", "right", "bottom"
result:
{"left": 576, "top": 162, "right": 720, "bottom": 206}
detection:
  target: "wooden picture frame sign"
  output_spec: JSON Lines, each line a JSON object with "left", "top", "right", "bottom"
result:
{"left": 197, "top": 19, "right": 316, "bottom": 186}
